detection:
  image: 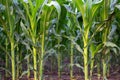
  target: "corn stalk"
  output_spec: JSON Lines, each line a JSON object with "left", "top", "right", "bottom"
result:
{"left": 39, "top": 1, "right": 61, "bottom": 79}
{"left": 20, "top": 0, "right": 44, "bottom": 79}
{"left": 5, "top": 0, "right": 16, "bottom": 79}
{"left": 73, "top": 0, "right": 103, "bottom": 80}
{"left": 101, "top": 0, "right": 110, "bottom": 79}
{"left": 5, "top": 39, "right": 9, "bottom": 78}
{"left": 70, "top": 41, "right": 74, "bottom": 79}
{"left": 46, "top": 1, "right": 61, "bottom": 79}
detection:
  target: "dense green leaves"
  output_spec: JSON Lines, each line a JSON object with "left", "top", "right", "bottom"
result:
{"left": 0, "top": 0, "right": 120, "bottom": 80}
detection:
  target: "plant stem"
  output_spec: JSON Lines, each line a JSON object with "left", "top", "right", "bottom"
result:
{"left": 90, "top": 60, "right": 94, "bottom": 80}
{"left": 58, "top": 39, "right": 61, "bottom": 79}
{"left": 102, "top": 0, "right": 110, "bottom": 79}
{"left": 97, "top": 62, "right": 101, "bottom": 80}
{"left": 16, "top": 55, "right": 19, "bottom": 79}
{"left": 70, "top": 42, "right": 73, "bottom": 80}
{"left": 102, "top": 58, "right": 107, "bottom": 79}
{"left": 83, "top": 21, "right": 89, "bottom": 80}
{"left": 39, "top": 33, "right": 45, "bottom": 80}
{"left": 33, "top": 46, "right": 37, "bottom": 80}
{"left": 16, "top": 45, "right": 20, "bottom": 79}
{"left": 11, "top": 41, "right": 15, "bottom": 80}
{"left": 6, "top": 0, "right": 16, "bottom": 79}
{"left": 5, "top": 39, "right": 9, "bottom": 78}
{"left": 83, "top": 47, "right": 88, "bottom": 80}
{"left": 27, "top": 50, "right": 30, "bottom": 79}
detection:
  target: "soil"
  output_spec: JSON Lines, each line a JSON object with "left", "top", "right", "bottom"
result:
{"left": 1, "top": 73, "right": 120, "bottom": 80}
{"left": 0, "top": 58, "right": 120, "bottom": 80}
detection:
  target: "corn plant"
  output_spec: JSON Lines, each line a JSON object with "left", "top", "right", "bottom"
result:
{"left": 0, "top": 1, "right": 27, "bottom": 79}
{"left": 65, "top": 8, "right": 79, "bottom": 79}
{"left": 0, "top": 0, "right": 120, "bottom": 80}
{"left": 101, "top": 0, "right": 111, "bottom": 79}
{"left": 73, "top": 0, "right": 103, "bottom": 80}
{"left": 20, "top": 0, "right": 45, "bottom": 79}
{"left": 102, "top": 2, "right": 120, "bottom": 79}
{"left": 90, "top": 0, "right": 120, "bottom": 79}
{"left": 47, "top": 1, "right": 61, "bottom": 79}
{"left": 0, "top": 0, "right": 17, "bottom": 80}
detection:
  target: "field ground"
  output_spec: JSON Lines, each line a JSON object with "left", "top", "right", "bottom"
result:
{"left": 0, "top": 58, "right": 120, "bottom": 80}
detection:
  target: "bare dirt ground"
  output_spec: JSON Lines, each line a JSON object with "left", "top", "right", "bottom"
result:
{"left": 1, "top": 67, "right": 120, "bottom": 80}
{"left": 0, "top": 58, "right": 120, "bottom": 80}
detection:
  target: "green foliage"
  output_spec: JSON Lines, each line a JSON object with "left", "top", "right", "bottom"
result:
{"left": 0, "top": 0, "right": 120, "bottom": 80}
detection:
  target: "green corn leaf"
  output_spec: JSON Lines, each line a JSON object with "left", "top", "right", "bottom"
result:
{"left": 20, "top": 21, "right": 30, "bottom": 38}
{"left": 21, "top": 40, "right": 32, "bottom": 51}
{"left": 47, "top": 1, "right": 61, "bottom": 18}
{"left": 104, "top": 42, "right": 120, "bottom": 54}
{"left": 75, "top": 63, "right": 84, "bottom": 70}
{"left": 19, "top": 71, "right": 28, "bottom": 78}
{"left": 28, "top": 0, "right": 34, "bottom": 13}
{"left": 14, "top": 4, "right": 26, "bottom": 21}
{"left": 90, "top": 43, "right": 96, "bottom": 54}
{"left": 40, "top": 6, "right": 50, "bottom": 33}
{"left": 57, "top": 0, "right": 65, "bottom": 5}
{"left": 91, "top": 0, "right": 103, "bottom": 19}
{"left": 112, "top": 48, "right": 118, "bottom": 55}
{"left": 0, "top": 67, "right": 11, "bottom": 76}
{"left": 33, "top": 0, "right": 44, "bottom": 18}
{"left": 40, "top": 1, "right": 60, "bottom": 33}
{"left": 24, "top": 54, "right": 31, "bottom": 60}
{"left": 29, "top": 64, "right": 34, "bottom": 70}
{"left": 63, "top": 35, "right": 83, "bottom": 53}
{"left": 105, "top": 41, "right": 120, "bottom": 49}
{"left": 86, "top": 0, "right": 92, "bottom": 20}
{"left": 0, "top": 44, "right": 12, "bottom": 60}
{"left": 44, "top": 49, "right": 57, "bottom": 60}
{"left": 90, "top": 43, "right": 103, "bottom": 58}
{"left": 75, "top": 43, "right": 83, "bottom": 53}
{"left": 36, "top": 0, "right": 44, "bottom": 9}
{"left": 73, "top": 0, "right": 84, "bottom": 16}
{"left": 58, "top": 5, "right": 67, "bottom": 30}
{"left": 115, "top": 4, "right": 120, "bottom": 10}
{"left": 21, "top": 0, "right": 31, "bottom": 18}
{"left": 94, "top": 43, "right": 103, "bottom": 54}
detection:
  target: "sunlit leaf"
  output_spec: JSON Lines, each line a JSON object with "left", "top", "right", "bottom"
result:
{"left": 47, "top": 1, "right": 61, "bottom": 18}
{"left": 115, "top": 4, "right": 120, "bottom": 10}
{"left": 75, "top": 63, "right": 84, "bottom": 70}
{"left": 19, "top": 71, "right": 28, "bottom": 78}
